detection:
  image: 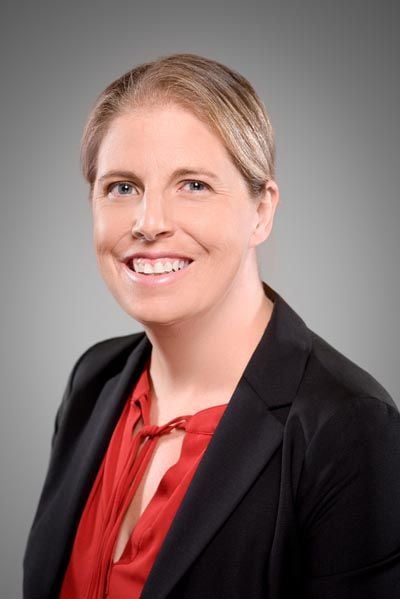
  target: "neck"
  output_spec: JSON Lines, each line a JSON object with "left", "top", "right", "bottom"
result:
{"left": 142, "top": 273, "right": 274, "bottom": 420}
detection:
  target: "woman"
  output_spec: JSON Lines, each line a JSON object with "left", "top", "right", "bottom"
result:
{"left": 23, "top": 53, "right": 400, "bottom": 598}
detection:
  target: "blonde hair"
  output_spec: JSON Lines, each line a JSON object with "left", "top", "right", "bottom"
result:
{"left": 80, "top": 53, "right": 275, "bottom": 199}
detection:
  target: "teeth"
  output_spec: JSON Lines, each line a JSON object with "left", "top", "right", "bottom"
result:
{"left": 132, "top": 259, "right": 191, "bottom": 274}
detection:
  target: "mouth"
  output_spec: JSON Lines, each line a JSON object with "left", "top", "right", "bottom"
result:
{"left": 121, "top": 258, "right": 194, "bottom": 287}
{"left": 124, "top": 257, "right": 194, "bottom": 275}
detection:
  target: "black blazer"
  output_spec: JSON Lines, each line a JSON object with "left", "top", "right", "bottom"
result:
{"left": 23, "top": 282, "right": 400, "bottom": 598}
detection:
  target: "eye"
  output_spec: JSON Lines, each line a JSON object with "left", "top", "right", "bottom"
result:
{"left": 107, "top": 182, "right": 136, "bottom": 196}
{"left": 182, "top": 180, "right": 209, "bottom": 193}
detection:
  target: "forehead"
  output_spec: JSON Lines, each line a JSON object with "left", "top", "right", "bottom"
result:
{"left": 96, "top": 104, "right": 234, "bottom": 174}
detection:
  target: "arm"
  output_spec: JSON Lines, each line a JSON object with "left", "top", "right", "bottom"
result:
{"left": 296, "top": 396, "right": 400, "bottom": 598}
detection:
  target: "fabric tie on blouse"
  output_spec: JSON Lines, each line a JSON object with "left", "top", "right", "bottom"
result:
{"left": 60, "top": 363, "right": 228, "bottom": 599}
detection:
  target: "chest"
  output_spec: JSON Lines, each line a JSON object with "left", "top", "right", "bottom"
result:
{"left": 113, "top": 428, "right": 186, "bottom": 562}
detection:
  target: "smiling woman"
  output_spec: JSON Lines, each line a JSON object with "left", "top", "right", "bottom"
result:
{"left": 23, "top": 53, "right": 400, "bottom": 599}
{"left": 90, "top": 101, "right": 278, "bottom": 323}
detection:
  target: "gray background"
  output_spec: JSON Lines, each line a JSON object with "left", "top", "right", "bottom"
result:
{"left": 1, "top": 0, "right": 399, "bottom": 596}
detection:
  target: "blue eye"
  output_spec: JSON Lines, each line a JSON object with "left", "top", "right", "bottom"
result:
{"left": 109, "top": 182, "right": 135, "bottom": 196}
{"left": 184, "top": 180, "right": 208, "bottom": 192}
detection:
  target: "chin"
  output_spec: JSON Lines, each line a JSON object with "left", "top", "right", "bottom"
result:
{"left": 120, "top": 300, "right": 192, "bottom": 328}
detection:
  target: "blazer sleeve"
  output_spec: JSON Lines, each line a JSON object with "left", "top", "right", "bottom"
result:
{"left": 24, "top": 346, "right": 92, "bottom": 538}
{"left": 296, "top": 395, "right": 400, "bottom": 598}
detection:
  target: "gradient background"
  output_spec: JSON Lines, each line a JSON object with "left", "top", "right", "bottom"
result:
{"left": 1, "top": 0, "right": 399, "bottom": 596}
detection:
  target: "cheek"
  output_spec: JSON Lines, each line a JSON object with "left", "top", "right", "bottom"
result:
{"left": 213, "top": 213, "right": 252, "bottom": 255}
{"left": 92, "top": 219, "right": 111, "bottom": 259}
{"left": 92, "top": 207, "right": 129, "bottom": 254}
{"left": 188, "top": 204, "right": 245, "bottom": 247}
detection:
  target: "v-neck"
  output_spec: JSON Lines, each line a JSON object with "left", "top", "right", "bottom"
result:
{"left": 60, "top": 361, "right": 229, "bottom": 599}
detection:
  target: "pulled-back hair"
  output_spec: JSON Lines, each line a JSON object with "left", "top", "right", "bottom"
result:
{"left": 80, "top": 53, "right": 276, "bottom": 199}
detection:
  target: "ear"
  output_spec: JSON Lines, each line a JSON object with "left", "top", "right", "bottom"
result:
{"left": 249, "top": 179, "right": 280, "bottom": 248}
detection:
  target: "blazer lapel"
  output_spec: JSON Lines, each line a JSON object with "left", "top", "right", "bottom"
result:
{"left": 141, "top": 283, "right": 312, "bottom": 599}
{"left": 140, "top": 376, "right": 284, "bottom": 599}
{"left": 24, "top": 333, "right": 153, "bottom": 598}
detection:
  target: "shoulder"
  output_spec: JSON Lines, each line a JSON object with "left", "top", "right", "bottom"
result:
{"left": 67, "top": 331, "right": 147, "bottom": 391}
{"left": 50, "top": 332, "right": 147, "bottom": 446}
{"left": 75, "top": 330, "right": 146, "bottom": 365}
{"left": 288, "top": 327, "right": 399, "bottom": 458}
{"left": 309, "top": 329, "right": 394, "bottom": 406}
{"left": 291, "top": 335, "right": 400, "bottom": 580}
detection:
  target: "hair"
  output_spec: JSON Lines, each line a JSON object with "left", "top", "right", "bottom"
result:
{"left": 80, "top": 52, "right": 276, "bottom": 200}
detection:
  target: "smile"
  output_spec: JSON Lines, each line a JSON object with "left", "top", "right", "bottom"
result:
{"left": 131, "top": 258, "right": 192, "bottom": 275}
{"left": 121, "top": 259, "right": 194, "bottom": 287}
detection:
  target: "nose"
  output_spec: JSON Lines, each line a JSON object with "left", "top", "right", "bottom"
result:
{"left": 131, "top": 191, "right": 173, "bottom": 241}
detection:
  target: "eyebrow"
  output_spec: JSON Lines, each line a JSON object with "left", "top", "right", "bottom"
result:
{"left": 97, "top": 167, "right": 220, "bottom": 184}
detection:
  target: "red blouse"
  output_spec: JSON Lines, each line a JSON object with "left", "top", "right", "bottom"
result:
{"left": 60, "top": 361, "right": 228, "bottom": 598}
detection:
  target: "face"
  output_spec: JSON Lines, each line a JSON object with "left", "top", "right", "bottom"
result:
{"left": 92, "top": 103, "right": 277, "bottom": 327}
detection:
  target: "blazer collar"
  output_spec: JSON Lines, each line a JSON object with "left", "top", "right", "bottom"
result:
{"left": 140, "top": 282, "right": 312, "bottom": 598}
{"left": 245, "top": 281, "right": 313, "bottom": 409}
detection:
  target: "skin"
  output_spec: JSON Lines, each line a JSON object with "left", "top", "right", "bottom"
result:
{"left": 92, "top": 103, "right": 280, "bottom": 425}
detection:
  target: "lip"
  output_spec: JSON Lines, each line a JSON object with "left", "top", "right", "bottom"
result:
{"left": 121, "top": 259, "right": 194, "bottom": 287}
